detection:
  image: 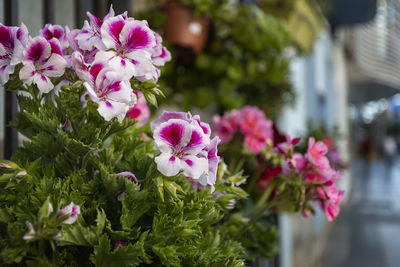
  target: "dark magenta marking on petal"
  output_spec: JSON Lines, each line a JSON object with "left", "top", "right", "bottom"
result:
{"left": 52, "top": 27, "right": 64, "bottom": 39}
{"left": 49, "top": 40, "right": 62, "bottom": 55}
{"left": 169, "top": 156, "right": 176, "bottom": 162}
{"left": 89, "top": 63, "right": 103, "bottom": 82}
{"left": 186, "top": 130, "right": 203, "bottom": 149}
{"left": 159, "top": 47, "right": 167, "bottom": 58}
{"left": 184, "top": 159, "right": 193, "bottom": 167}
{"left": 159, "top": 123, "right": 185, "bottom": 147}
{"left": 121, "top": 59, "right": 126, "bottom": 66}
{"left": 41, "top": 74, "right": 47, "bottom": 81}
{"left": 46, "top": 66, "right": 54, "bottom": 71}
{"left": 130, "top": 59, "right": 138, "bottom": 65}
{"left": 16, "top": 28, "right": 24, "bottom": 41}
{"left": 201, "top": 124, "right": 209, "bottom": 134}
{"left": 108, "top": 19, "right": 125, "bottom": 45}
{"left": 88, "top": 12, "right": 102, "bottom": 29}
{"left": 106, "top": 81, "right": 121, "bottom": 93}
{"left": 0, "top": 25, "right": 14, "bottom": 50}
{"left": 106, "top": 101, "right": 113, "bottom": 107}
{"left": 125, "top": 26, "right": 151, "bottom": 50}
{"left": 42, "top": 28, "right": 52, "bottom": 40}
{"left": 30, "top": 71, "right": 35, "bottom": 76}
{"left": 27, "top": 41, "right": 47, "bottom": 62}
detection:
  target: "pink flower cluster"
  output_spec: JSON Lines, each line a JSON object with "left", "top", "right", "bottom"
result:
{"left": 213, "top": 106, "right": 273, "bottom": 154}
{"left": 152, "top": 111, "right": 220, "bottom": 190}
{"left": 0, "top": 6, "right": 171, "bottom": 122}
{"left": 276, "top": 137, "right": 344, "bottom": 221}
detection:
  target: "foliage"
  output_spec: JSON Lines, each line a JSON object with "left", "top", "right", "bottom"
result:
{"left": 0, "top": 78, "right": 249, "bottom": 266}
{"left": 138, "top": 2, "right": 294, "bottom": 117}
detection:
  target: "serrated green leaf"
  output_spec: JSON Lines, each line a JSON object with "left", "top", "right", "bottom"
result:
{"left": 90, "top": 233, "right": 150, "bottom": 267}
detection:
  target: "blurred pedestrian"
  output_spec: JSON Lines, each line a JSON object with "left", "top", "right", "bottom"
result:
{"left": 383, "top": 134, "right": 397, "bottom": 166}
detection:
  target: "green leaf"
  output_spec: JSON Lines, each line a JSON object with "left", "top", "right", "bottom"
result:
{"left": 120, "top": 184, "right": 151, "bottom": 229}
{"left": 38, "top": 197, "right": 52, "bottom": 221}
{"left": 90, "top": 233, "right": 150, "bottom": 267}
{"left": 58, "top": 209, "right": 108, "bottom": 246}
{"left": 225, "top": 186, "right": 249, "bottom": 199}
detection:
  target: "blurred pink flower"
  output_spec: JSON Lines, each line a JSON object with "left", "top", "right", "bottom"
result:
{"left": 306, "top": 137, "right": 330, "bottom": 169}
{"left": 318, "top": 185, "right": 344, "bottom": 221}
{"left": 128, "top": 91, "right": 150, "bottom": 126}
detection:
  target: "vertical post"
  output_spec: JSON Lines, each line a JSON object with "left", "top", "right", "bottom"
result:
{"left": 94, "top": 0, "right": 110, "bottom": 17}
{"left": 109, "top": 0, "right": 132, "bottom": 15}
{"left": 43, "top": 0, "right": 55, "bottom": 24}
{"left": 75, "top": 0, "right": 94, "bottom": 28}
{"left": 4, "top": 0, "right": 18, "bottom": 160}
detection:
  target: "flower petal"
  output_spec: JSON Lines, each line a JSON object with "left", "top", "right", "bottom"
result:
{"left": 25, "top": 37, "right": 51, "bottom": 63}
{"left": 151, "top": 111, "right": 191, "bottom": 132}
{"left": 153, "top": 119, "right": 192, "bottom": 153}
{"left": 155, "top": 152, "right": 182, "bottom": 177}
{"left": 33, "top": 73, "right": 54, "bottom": 93}
{"left": 41, "top": 53, "right": 67, "bottom": 77}
{"left": 19, "top": 62, "right": 36, "bottom": 84}
{"left": 119, "top": 20, "right": 156, "bottom": 52}
{"left": 152, "top": 47, "right": 171, "bottom": 66}
{"left": 181, "top": 155, "right": 208, "bottom": 180}
{"left": 59, "top": 202, "right": 81, "bottom": 224}
{"left": 182, "top": 124, "right": 210, "bottom": 155}
{"left": 125, "top": 50, "right": 153, "bottom": 77}
{"left": 0, "top": 64, "right": 15, "bottom": 85}
{"left": 101, "top": 15, "right": 126, "bottom": 49}
{"left": 97, "top": 99, "right": 129, "bottom": 122}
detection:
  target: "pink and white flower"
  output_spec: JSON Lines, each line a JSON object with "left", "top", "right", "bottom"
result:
{"left": 75, "top": 6, "right": 116, "bottom": 51}
{"left": 40, "top": 24, "right": 70, "bottom": 50}
{"left": 153, "top": 111, "right": 220, "bottom": 184}
{"left": 198, "top": 136, "right": 221, "bottom": 189}
{"left": 0, "top": 23, "right": 28, "bottom": 84}
{"left": 116, "top": 171, "right": 138, "bottom": 183}
{"left": 151, "top": 33, "right": 171, "bottom": 67}
{"left": 82, "top": 56, "right": 136, "bottom": 122}
{"left": 19, "top": 37, "right": 67, "bottom": 93}
{"left": 67, "top": 30, "right": 98, "bottom": 66}
{"left": 98, "top": 16, "right": 157, "bottom": 79}
{"left": 58, "top": 202, "right": 81, "bottom": 224}
{"left": 23, "top": 221, "right": 36, "bottom": 241}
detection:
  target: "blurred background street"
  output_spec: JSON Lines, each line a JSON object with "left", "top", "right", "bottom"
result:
{"left": 323, "top": 157, "right": 400, "bottom": 267}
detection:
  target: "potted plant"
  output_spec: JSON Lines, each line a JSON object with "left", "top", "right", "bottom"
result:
{"left": 163, "top": 0, "right": 210, "bottom": 54}
{"left": 138, "top": 3, "right": 294, "bottom": 115}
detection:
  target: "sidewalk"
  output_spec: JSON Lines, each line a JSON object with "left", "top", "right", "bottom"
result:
{"left": 321, "top": 157, "right": 400, "bottom": 267}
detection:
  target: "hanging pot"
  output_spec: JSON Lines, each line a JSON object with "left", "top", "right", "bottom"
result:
{"left": 163, "top": 0, "right": 210, "bottom": 54}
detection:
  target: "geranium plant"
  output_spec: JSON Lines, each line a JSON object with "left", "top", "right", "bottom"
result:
{"left": 213, "top": 106, "right": 345, "bottom": 258}
{"left": 0, "top": 7, "right": 248, "bottom": 266}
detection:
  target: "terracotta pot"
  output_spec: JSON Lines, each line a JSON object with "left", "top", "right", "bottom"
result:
{"left": 164, "top": 1, "right": 210, "bottom": 54}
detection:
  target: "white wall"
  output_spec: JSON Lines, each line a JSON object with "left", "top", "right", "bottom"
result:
{"left": 278, "top": 29, "right": 350, "bottom": 267}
